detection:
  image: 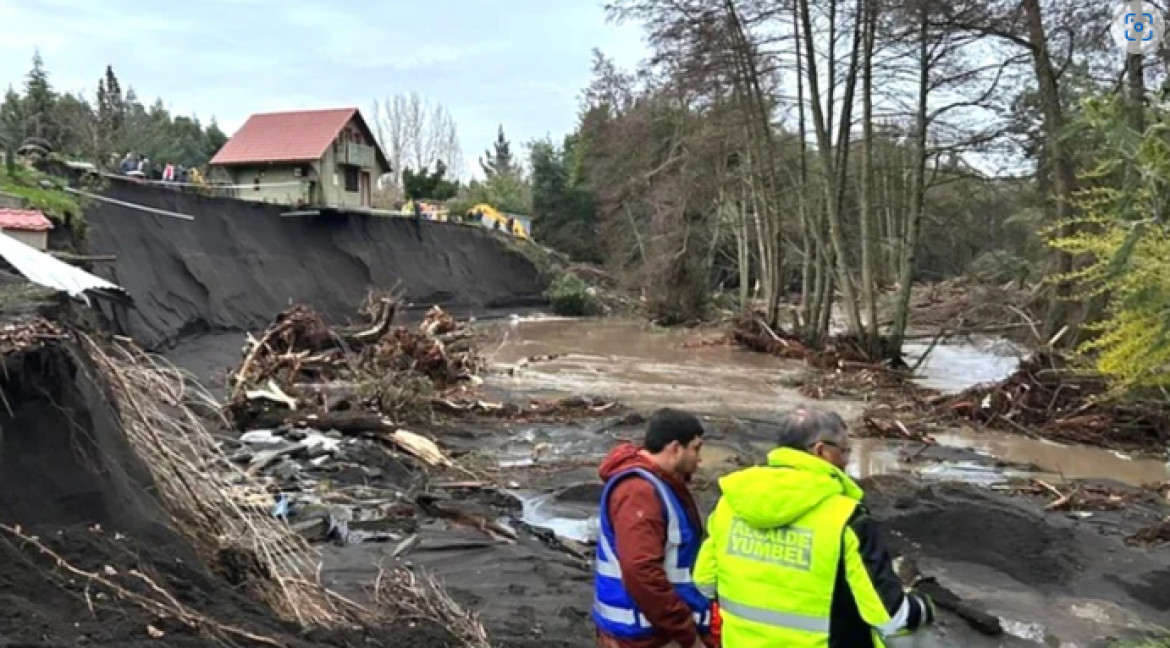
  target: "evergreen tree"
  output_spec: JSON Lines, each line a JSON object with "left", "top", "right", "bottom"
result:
{"left": 96, "top": 65, "right": 125, "bottom": 157}
{"left": 0, "top": 86, "right": 24, "bottom": 151}
{"left": 403, "top": 160, "right": 459, "bottom": 200}
{"left": 24, "top": 50, "right": 57, "bottom": 146}
{"left": 480, "top": 125, "right": 517, "bottom": 178}
{"left": 206, "top": 119, "right": 227, "bottom": 154}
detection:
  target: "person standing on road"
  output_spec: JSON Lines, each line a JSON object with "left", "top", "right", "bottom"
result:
{"left": 693, "top": 407, "right": 935, "bottom": 648}
{"left": 594, "top": 408, "right": 716, "bottom": 648}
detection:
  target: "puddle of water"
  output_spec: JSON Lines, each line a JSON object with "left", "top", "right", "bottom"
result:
{"left": 488, "top": 318, "right": 864, "bottom": 418}
{"left": 934, "top": 429, "right": 1169, "bottom": 487}
{"left": 903, "top": 338, "right": 1023, "bottom": 394}
{"left": 514, "top": 491, "right": 598, "bottom": 543}
{"left": 491, "top": 425, "right": 616, "bottom": 469}
{"left": 708, "top": 431, "right": 1168, "bottom": 488}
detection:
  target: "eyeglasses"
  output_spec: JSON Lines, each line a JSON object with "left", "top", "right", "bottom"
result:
{"left": 818, "top": 440, "right": 852, "bottom": 456}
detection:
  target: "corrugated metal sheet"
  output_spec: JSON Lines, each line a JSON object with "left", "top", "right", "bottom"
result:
{"left": 0, "top": 231, "right": 129, "bottom": 303}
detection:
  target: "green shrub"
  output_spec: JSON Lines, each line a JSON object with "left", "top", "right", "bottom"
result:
{"left": 546, "top": 273, "right": 598, "bottom": 316}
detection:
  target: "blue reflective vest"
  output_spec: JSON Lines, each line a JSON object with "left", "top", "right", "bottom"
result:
{"left": 593, "top": 467, "right": 712, "bottom": 639}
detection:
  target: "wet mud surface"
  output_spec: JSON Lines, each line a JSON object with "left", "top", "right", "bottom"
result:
{"left": 868, "top": 477, "right": 1170, "bottom": 645}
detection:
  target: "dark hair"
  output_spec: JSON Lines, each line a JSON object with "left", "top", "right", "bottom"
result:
{"left": 775, "top": 407, "right": 848, "bottom": 451}
{"left": 643, "top": 408, "right": 705, "bottom": 453}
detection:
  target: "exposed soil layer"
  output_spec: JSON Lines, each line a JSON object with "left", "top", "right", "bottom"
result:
{"left": 0, "top": 344, "right": 171, "bottom": 537}
{"left": 85, "top": 180, "right": 547, "bottom": 350}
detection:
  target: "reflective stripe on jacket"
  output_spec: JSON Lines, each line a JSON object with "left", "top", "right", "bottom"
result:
{"left": 593, "top": 467, "right": 712, "bottom": 639}
{"left": 694, "top": 448, "right": 928, "bottom": 648}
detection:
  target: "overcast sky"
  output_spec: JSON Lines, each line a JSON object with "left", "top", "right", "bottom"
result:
{"left": 0, "top": 0, "right": 647, "bottom": 177}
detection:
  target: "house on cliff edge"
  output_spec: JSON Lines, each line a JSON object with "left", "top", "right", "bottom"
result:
{"left": 209, "top": 108, "right": 391, "bottom": 209}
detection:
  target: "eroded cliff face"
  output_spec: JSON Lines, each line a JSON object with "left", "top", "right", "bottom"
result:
{"left": 85, "top": 180, "right": 546, "bottom": 349}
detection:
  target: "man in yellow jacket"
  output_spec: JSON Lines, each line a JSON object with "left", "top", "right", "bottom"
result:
{"left": 693, "top": 408, "right": 935, "bottom": 647}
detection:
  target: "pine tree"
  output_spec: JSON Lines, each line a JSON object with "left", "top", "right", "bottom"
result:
{"left": 0, "top": 86, "right": 23, "bottom": 152}
{"left": 206, "top": 118, "right": 227, "bottom": 153}
{"left": 24, "top": 50, "right": 57, "bottom": 146}
{"left": 96, "top": 65, "right": 126, "bottom": 160}
{"left": 480, "top": 125, "right": 516, "bottom": 179}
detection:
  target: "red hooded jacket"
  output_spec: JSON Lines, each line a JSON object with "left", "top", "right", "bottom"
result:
{"left": 596, "top": 443, "right": 714, "bottom": 648}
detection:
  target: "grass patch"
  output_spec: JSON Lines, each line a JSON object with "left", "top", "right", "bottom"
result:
{"left": 0, "top": 165, "right": 83, "bottom": 223}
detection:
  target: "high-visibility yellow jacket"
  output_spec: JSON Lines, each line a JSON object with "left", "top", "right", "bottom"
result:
{"left": 693, "top": 448, "right": 933, "bottom": 648}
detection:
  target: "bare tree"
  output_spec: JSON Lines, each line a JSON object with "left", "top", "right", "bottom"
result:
{"left": 372, "top": 92, "right": 463, "bottom": 196}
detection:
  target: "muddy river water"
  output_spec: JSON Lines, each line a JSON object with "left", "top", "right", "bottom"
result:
{"left": 484, "top": 317, "right": 1170, "bottom": 647}
{"left": 489, "top": 317, "right": 1168, "bottom": 486}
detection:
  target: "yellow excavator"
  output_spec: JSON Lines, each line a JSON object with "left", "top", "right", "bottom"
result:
{"left": 468, "top": 203, "right": 529, "bottom": 240}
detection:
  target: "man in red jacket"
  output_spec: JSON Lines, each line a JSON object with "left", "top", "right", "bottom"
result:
{"left": 595, "top": 408, "right": 716, "bottom": 648}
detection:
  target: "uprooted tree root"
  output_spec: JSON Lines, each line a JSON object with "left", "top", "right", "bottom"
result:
{"left": 227, "top": 293, "right": 483, "bottom": 429}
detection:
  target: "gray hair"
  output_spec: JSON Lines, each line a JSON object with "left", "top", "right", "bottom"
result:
{"left": 775, "top": 407, "right": 848, "bottom": 451}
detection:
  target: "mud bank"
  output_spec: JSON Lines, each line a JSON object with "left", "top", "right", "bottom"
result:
{"left": 85, "top": 180, "right": 547, "bottom": 350}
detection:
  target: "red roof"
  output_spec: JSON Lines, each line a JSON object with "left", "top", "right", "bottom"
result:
{"left": 0, "top": 209, "right": 52, "bottom": 232}
{"left": 210, "top": 108, "right": 388, "bottom": 168}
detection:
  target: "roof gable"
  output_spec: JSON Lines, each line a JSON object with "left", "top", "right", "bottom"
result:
{"left": 210, "top": 108, "right": 389, "bottom": 171}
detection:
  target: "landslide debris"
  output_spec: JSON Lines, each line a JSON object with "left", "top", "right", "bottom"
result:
{"left": 940, "top": 353, "right": 1170, "bottom": 452}
{"left": 226, "top": 293, "right": 483, "bottom": 432}
{"left": 0, "top": 299, "right": 492, "bottom": 647}
{"left": 218, "top": 295, "right": 620, "bottom": 647}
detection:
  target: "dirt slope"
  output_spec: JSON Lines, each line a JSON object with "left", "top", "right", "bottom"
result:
{"left": 84, "top": 180, "right": 547, "bottom": 350}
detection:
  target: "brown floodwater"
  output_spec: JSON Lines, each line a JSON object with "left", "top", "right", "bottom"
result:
{"left": 488, "top": 317, "right": 1168, "bottom": 487}
{"left": 489, "top": 317, "right": 1168, "bottom": 647}
{"left": 932, "top": 429, "right": 1169, "bottom": 487}
{"left": 488, "top": 317, "right": 864, "bottom": 418}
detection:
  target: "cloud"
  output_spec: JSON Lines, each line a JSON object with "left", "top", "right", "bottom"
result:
{"left": 0, "top": 0, "right": 648, "bottom": 174}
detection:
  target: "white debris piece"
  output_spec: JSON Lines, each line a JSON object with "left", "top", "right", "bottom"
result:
{"left": 0, "top": 231, "right": 128, "bottom": 302}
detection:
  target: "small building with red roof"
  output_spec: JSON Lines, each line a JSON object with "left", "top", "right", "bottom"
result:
{"left": 209, "top": 108, "right": 390, "bottom": 209}
{"left": 0, "top": 208, "right": 53, "bottom": 251}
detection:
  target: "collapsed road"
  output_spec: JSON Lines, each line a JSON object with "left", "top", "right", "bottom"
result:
{"left": 0, "top": 186, "right": 1167, "bottom": 648}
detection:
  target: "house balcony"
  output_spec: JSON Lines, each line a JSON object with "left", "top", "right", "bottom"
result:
{"left": 338, "top": 141, "right": 376, "bottom": 169}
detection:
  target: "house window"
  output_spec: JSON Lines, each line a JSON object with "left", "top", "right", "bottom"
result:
{"left": 344, "top": 166, "right": 359, "bottom": 192}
